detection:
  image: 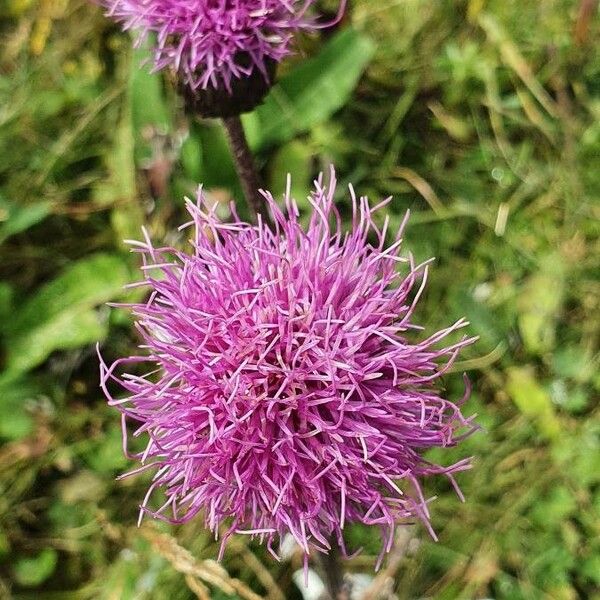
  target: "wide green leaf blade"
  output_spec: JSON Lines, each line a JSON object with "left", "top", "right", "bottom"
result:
{"left": 243, "top": 28, "right": 375, "bottom": 151}
{"left": 0, "top": 195, "right": 51, "bottom": 245}
{"left": 3, "top": 253, "right": 130, "bottom": 376}
{"left": 4, "top": 309, "right": 108, "bottom": 376}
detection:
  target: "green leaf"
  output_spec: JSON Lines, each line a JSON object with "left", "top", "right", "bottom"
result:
{"left": 3, "top": 254, "right": 130, "bottom": 376}
{"left": 552, "top": 345, "right": 595, "bottom": 384}
{"left": 83, "top": 425, "right": 130, "bottom": 474}
{"left": 243, "top": 28, "right": 375, "bottom": 150}
{"left": 581, "top": 555, "right": 600, "bottom": 586}
{"left": 180, "top": 122, "right": 204, "bottom": 182}
{"left": 517, "top": 253, "right": 565, "bottom": 355}
{"left": 0, "top": 530, "right": 9, "bottom": 558}
{"left": 0, "top": 377, "right": 39, "bottom": 440}
{"left": 129, "top": 38, "right": 172, "bottom": 164}
{"left": 14, "top": 548, "right": 58, "bottom": 587}
{"left": 530, "top": 486, "right": 576, "bottom": 527}
{"left": 268, "top": 140, "right": 314, "bottom": 204}
{"left": 450, "top": 288, "right": 507, "bottom": 353}
{"left": 506, "top": 366, "right": 560, "bottom": 440}
{"left": 182, "top": 124, "right": 247, "bottom": 215}
{"left": 0, "top": 195, "right": 51, "bottom": 244}
{"left": 0, "top": 282, "right": 13, "bottom": 328}
{"left": 4, "top": 309, "right": 107, "bottom": 376}
{"left": 550, "top": 380, "right": 590, "bottom": 414}
{"left": 528, "top": 544, "right": 575, "bottom": 590}
{"left": 195, "top": 124, "right": 238, "bottom": 191}
{"left": 552, "top": 422, "right": 600, "bottom": 487}
{"left": 6, "top": 254, "right": 129, "bottom": 337}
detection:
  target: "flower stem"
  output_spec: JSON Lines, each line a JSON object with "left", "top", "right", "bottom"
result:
{"left": 319, "top": 545, "right": 349, "bottom": 600}
{"left": 222, "top": 115, "right": 267, "bottom": 222}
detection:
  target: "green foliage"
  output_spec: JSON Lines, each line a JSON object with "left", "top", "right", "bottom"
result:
{"left": 129, "top": 36, "right": 174, "bottom": 164}
{"left": 13, "top": 549, "right": 58, "bottom": 588}
{"left": 268, "top": 140, "right": 314, "bottom": 203}
{"left": 0, "top": 377, "right": 39, "bottom": 440}
{"left": 244, "top": 28, "right": 375, "bottom": 151}
{"left": 517, "top": 253, "right": 566, "bottom": 355}
{"left": 2, "top": 253, "right": 130, "bottom": 377}
{"left": 0, "top": 196, "right": 51, "bottom": 245}
{"left": 506, "top": 366, "right": 560, "bottom": 440}
{"left": 175, "top": 28, "right": 375, "bottom": 218}
{"left": 0, "top": 0, "right": 598, "bottom": 598}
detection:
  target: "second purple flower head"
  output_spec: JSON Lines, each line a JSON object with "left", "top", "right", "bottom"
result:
{"left": 101, "top": 0, "right": 346, "bottom": 91}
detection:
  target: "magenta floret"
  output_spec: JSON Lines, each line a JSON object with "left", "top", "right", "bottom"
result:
{"left": 100, "top": 168, "right": 476, "bottom": 566}
{"left": 101, "top": 0, "right": 345, "bottom": 90}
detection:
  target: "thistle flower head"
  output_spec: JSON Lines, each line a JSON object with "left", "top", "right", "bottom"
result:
{"left": 101, "top": 0, "right": 345, "bottom": 91}
{"left": 100, "top": 168, "right": 476, "bottom": 565}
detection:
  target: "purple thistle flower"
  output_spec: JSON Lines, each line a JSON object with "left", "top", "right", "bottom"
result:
{"left": 100, "top": 0, "right": 346, "bottom": 90}
{"left": 99, "top": 168, "right": 476, "bottom": 567}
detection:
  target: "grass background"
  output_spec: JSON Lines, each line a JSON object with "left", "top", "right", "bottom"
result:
{"left": 0, "top": 0, "right": 599, "bottom": 598}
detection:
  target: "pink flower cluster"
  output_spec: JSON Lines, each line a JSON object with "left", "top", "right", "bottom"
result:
{"left": 102, "top": 0, "right": 344, "bottom": 90}
{"left": 100, "top": 169, "right": 476, "bottom": 565}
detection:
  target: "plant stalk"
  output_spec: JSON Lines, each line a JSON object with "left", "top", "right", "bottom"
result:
{"left": 319, "top": 544, "right": 349, "bottom": 600}
{"left": 222, "top": 115, "right": 267, "bottom": 222}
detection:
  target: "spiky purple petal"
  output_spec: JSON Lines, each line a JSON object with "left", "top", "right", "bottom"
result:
{"left": 100, "top": 168, "right": 476, "bottom": 565}
{"left": 100, "top": 0, "right": 345, "bottom": 90}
